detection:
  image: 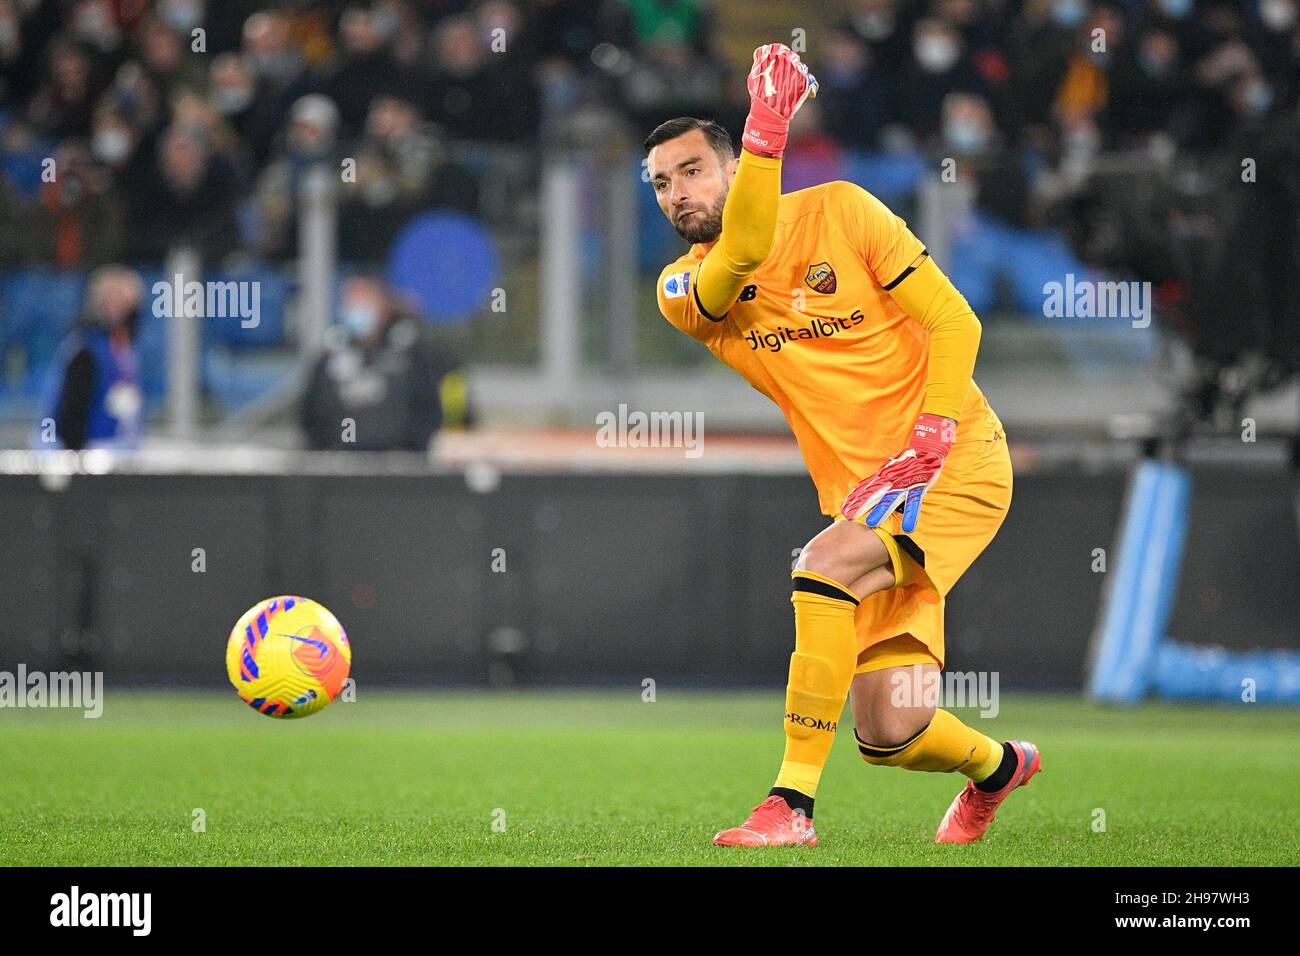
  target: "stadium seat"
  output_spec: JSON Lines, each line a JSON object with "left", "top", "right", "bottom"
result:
{"left": 0, "top": 269, "right": 87, "bottom": 397}
{"left": 843, "top": 151, "right": 928, "bottom": 210}
{"left": 203, "top": 266, "right": 290, "bottom": 351}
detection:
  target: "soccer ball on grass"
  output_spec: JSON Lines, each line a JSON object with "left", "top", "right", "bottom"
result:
{"left": 226, "top": 596, "right": 351, "bottom": 718}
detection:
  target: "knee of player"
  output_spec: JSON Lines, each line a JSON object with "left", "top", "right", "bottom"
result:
{"left": 792, "top": 532, "right": 854, "bottom": 584}
{"left": 793, "top": 521, "right": 892, "bottom": 593}
{"left": 792, "top": 542, "right": 829, "bottom": 579}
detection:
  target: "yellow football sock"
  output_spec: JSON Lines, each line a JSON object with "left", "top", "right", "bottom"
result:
{"left": 772, "top": 570, "right": 860, "bottom": 801}
{"left": 857, "top": 708, "right": 1004, "bottom": 779}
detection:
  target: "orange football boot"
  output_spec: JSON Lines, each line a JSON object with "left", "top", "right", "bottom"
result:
{"left": 935, "top": 740, "right": 1041, "bottom": 844}
{"left": 713, "top": 795, "right": 819, "bottom": 847}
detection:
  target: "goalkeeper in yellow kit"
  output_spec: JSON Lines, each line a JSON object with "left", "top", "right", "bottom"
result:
{"left": 648, "top": 44, "right": 1041, "bottom": 847}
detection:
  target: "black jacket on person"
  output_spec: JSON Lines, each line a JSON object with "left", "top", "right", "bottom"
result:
{"left": 300, "top": 317, "right": 456, "bottom": 452}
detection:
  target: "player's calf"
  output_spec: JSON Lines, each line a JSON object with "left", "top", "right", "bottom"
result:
{"left": 850, "top": 665, "right": 1039, "bottom": 842}
{"left": 850, "top": 664, "right": 1001, "bottom": 774}
{"left": 850, "top": 662, "right": 937, "bottom": 748}
{"left": 714, "top": 523, "right": 889, "bottom": 848}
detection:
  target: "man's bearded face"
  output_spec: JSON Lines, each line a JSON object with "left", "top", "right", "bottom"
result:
{"left": 672, "top": 187, "right": 726, "bottom": 244}
{"left": 648, "top": 129, "right": 735, "bottom": 246}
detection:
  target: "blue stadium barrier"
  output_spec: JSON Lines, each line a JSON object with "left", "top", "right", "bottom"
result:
{"left": 1154, "top": 643, "right": 1300, "bottom": 705}
{"left": 145, "top": 265, "right": 346, "bottom": 413}
{"left": 141, "top": 266, "right": 288, "bottom": 352}
{"left": 1088, "top": 459, "right": 1192, "bottom": 703}
{"left": 950, "top": 212, "right": 1093, "bottom": 318}
{"left": 129, "top": 267, "right": 168, "bottom": 401}
{"left": 0, "top": 119, "right": 52, "bottom": 198}
{"left": 1004, "top": 227, "right": 1091, "bottom": 315}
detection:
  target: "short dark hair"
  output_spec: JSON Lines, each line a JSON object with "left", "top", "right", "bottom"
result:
{"left": 643, "top": 117, "right": 735, "bottom": 163}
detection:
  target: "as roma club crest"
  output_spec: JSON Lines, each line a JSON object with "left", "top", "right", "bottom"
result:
{"left": 805, "top": 261, "right": 837, "bottom": 294}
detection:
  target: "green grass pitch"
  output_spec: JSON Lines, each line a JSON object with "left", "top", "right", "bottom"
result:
{"left": 1, "top": 691, "right": 1296, "bottom": 866}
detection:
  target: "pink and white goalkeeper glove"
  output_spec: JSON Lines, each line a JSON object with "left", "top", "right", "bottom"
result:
{"left": 741, "top": 43, "right": 818, "bottom": 159}
{"left": 841, "top": 414, "right": 957, "bottom": 533}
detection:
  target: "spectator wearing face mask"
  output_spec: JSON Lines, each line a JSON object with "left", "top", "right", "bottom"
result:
{"left": 1190, "top": 2, "right": 1272, "bottom": 148}
{"left": 896, "top": 17, "right": 988, "bottom": 141}
{"left": 42, "top": 264, "right": 144, "bottom": 451}
{"left": 206, "top": 51, "right": 259, "bottom": 175}
{"left": 842, "top": 0, "right": 914, "bottom": 80}
{"left": 1107, "top": 28, "right": 1199, "bottom": 147}
{"left": 1053, "top": 2, "right": 1129, "bottom": 131}
{"left": 27, "top": 38, "right": 103, "bottom": 139}
{"left": 620, "top": 37, "right": 728, "bottom": 133}
{"left": 134, "top": 13, "right": 207, "bottom": 95}
{"left": 154, "top": 0, "right": 206, "bottom": 41}
{"left": 940, "top": 91, "right": 1033, "bottom": 227}
{"left": 101, "top": 59, "right": 166, "bottom": 144}
{"left": 90, "top": 102, "right": 137, "bottom": 169}
{"left": 300, "top": 276, "right": 470, "bottom": 452}
{"left": 424, "top": 13, "right": 537, "bottom": 143}
{"left": 1147, "top": 0, "right": 1212, "bottom": 55}
{"left": 1198, "top": 65, "right": 1300, "bottom": 379}
{"left": 1227, "top": 68, "right": 1277, "bottom": 126}
{"left": 238, "top": 9, "right": 312, "bottom": 165}
{"left": 1005, "top": 0, "right": 1087, "bottom": 133}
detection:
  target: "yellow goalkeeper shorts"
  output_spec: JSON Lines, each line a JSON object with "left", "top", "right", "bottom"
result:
{"left": 836, "top": 429, "right": 1013, "bottom": 673}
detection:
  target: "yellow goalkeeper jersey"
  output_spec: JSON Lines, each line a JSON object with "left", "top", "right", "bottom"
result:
{"left": 656, "top": 179, "right": 1003, "bottom": 516}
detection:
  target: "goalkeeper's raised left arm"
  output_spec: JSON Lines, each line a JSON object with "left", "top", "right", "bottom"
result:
{"left": 693, "top": 44, "right": 818, "bottom": 320}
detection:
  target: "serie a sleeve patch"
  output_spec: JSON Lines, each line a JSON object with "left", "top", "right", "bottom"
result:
{"left": 662, "top": 270, "right": 691, "bottom": 299}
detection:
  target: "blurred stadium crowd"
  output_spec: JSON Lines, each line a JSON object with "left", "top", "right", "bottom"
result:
{"left": 0, "top": 0, "right": 1297, "bottom": 445}
{"left": 1, "top": 0, "right": 1297, "bottom": 268}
